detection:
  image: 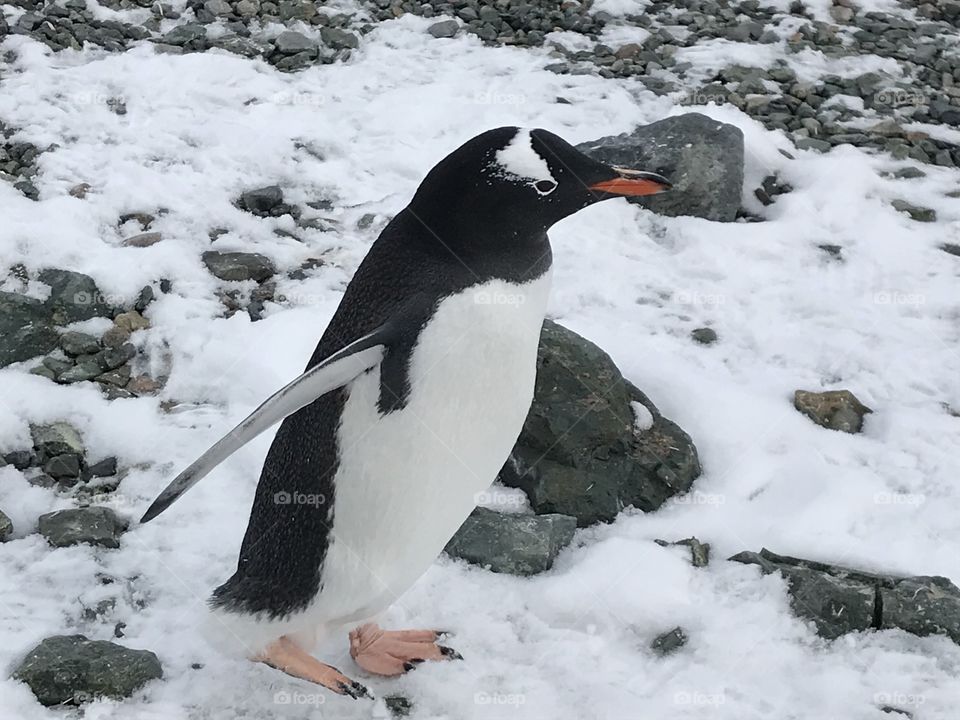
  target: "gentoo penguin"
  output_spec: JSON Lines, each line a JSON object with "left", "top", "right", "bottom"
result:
{"left": 141, "top": 127, "right": 669, "bottom": 697}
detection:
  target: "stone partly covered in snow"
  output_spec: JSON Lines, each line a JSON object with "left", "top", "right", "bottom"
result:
{"left": 444, "top": 506, "right": 576, "bottom": 575}
{"left": 578, "top": 113, "right": 745, "bottom": 222}
{"left": 12, "top": 635, "right": 162, "bottom": 706}
{"left": 427, "top": 20, "right": 460, "bottom": 38}
{"left": 38, "top": 507, "right": 126, "bottom": 548}
{"left": 38, "top": 269, "right": 113, "bottom": 323}
{"left": 0, "top": 292, "right": 58, "bottom": 367}
{"left": 650, "top": 626, "right": 687, "bottom": 656}
{"left": 238, "top": 184, "right": 284, "bottom": 215}
{"left": 656, "top": 536, "right": 711, "bottom": 568}
{"left": 690, "top": 327, "right": 718, "bottom": 345}
{"left": 499, "top": 320, "right": 700, "bottom": 527}
{"left": 794, "top": 389, "right": 872, "bottom": 433}
{"left": 202, "top": 251, "right": 276, "bottom": 282}
{"left": 731, "top": 549, "right": 960, "bottom": 645}
{"left": 31, "top": 422, "right": 84, "bottom": 461}
{"left": 0, "top": 509, "right": 13, "bottom": 541}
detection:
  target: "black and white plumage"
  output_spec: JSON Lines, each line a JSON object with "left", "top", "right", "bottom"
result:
{"left": 142, "top": 126, "right": 670, "bottom": 657}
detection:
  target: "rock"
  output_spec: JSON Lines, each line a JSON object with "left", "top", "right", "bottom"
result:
{"left": 444, "top": 507, "right": 576, "bottom": 575}
{"left": 0, "top": 292, "right": 59, "bottom": 368}
{"left": 84, "top": 457, "right": 118, "bottom": 478}
{"left": 3, "top": 450, "right": 34, "bottom": 470}
{"left": 274, "top": 30, "right": 317, "bottom": 56}
{"left": 43, "top": 453, "right": 82, "bottom": 480}
{"left": 656, "top": 536, "right": 710, "bottom": 567}
{"left": 428, "top": 20, "right": 459, "bottom": 38}
{"left": 578, "top": 113, "right": 744, "bottom": 222}
{"left": 690, "top": 327, "right": 717, "bottom": 345}
{"left": 12, "top": 635, "right": 162, "bottom": 705}
{"left": 58, "top": 356, "right": 103, "bottom": 383}
{"left": 0, "top": 509, "right": 12, "bottom": 541}
{"left": 499, "top": 321, "right": 700, "bottom": 526}
{"left": 59, "top": 331, "right": 101, "bottom": 357}
{"left": 113, "top": 311, "right": 150, "bottom": 333}
{"left": 31, "top": 422, "right": 84, "bottom": 461}
{"left": 940, "top": 243, "right": 960, "bottom": 258}
{"left": 891, "top": 199, "right": 936, "bottom": 222}
{"left": 69, "top": 183, "right": 92, "bottom": 198}
{"left": 202, "top": 251, "right": 276, "bottom": 282}
{"left": 651, "top": 626, "right": 687, "bottom": 655}
{"left": 893, "top": 167, "right": 926, "bottom": 179}
{"left": 796, "top": 137, "right": 832, "bottom": 152}
{"left": 122, "top": 232, "right": 162, "bottom": 248}
{"left": 203, "top": 0, "right": 231, "bottom": 16}
{"left": 731, "top": 549, "right": 960, "bottom": 645}
{"left": 38, "top": 507, "right": 126, "bottom": 548}
{"left": 239, "top": 185, "right": 283, "bottom": 215}
{"left": 320, "top": 27, "right": 359, "bottom": 50}
{"left": 385, "top": 694, "right": 413, "bottom": 717}
{"left": 38, "top": 269, "right": 112, "bottom": 323}
{"left": 794, "top": 389, "right": 872, "bottom": 433}
{"left": 97, "top": 343, "right": 136, "bottom": 371}
{"left": 160, "top": 22, "right": 205, "bottom": 46}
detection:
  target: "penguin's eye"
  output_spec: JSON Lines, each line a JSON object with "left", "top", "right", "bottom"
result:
{"left": 533, "top": 179, "right": 557, "bottom": 195}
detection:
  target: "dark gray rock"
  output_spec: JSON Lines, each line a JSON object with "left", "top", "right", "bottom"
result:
{"left": 656, "top": 536, "right": 710, "bottom": 567}
{"left": 0, "top": 292, "right": 59, "bottom": 367}
{"left": 202, "top": 251, "right": 276, "bottom": 282}
{"left": 0, "top": 509, "right": 12, "bottom": 541}
{"left": 12, "top": 635, "right": 162, "bottom": 705}
{"left": 499, "top": 321, "right": 700, "bottom": 526}
{"left": 43, "top": 453, "right": 82, "bottom": 480}
{"left": 84, "top": 457, "right": 118, "bottom": 478}
{"left": 38, "top": 269, "right": 112, "bottom": 323}
{"left": 3, "top": 450, "right": 34, "bottom": 470}
{"left": 31, "top": 422, "right": 84, "bottom": 461}
{"left": 274, "top": 30, "right": 317, "bottom": 55}
{"left": 444, "top": 506, "right": 576, "bottom": 575}
{"left": 97, "top": 343, "right": 136, "bottom": 371}
{"left": 159, "top": 22, "right": 205, "bottom": 46}
{"left": 428, "top": 19, "right": 459, "bottom": 38}
{"left": 38, "top": 507, "right": 126, "bottom": 548}
{"left": 58, "top": 356, "right": 103, "bottom": 383}
{"left": 320, "top": 27, "right": 358, "bottom": 50}
{"left": 651, "top": 626, "right": 687, "bottom": 655}
{"left": 691, "top": 327, "right": 718, "bottom": 345}
{"left": 731, "top": 549, "right": 960, "bottom": 645}
{"left": 578, "top": 113, "right": 744, "bottom": 222}
{"left": 794, "top": 389, "right": 872, "bottom": 433}
{"left": 239, "top": 185, "right": 283, "bottom": 214}
{"left": 891, "top": 199, "right": 936, "bottom": 222}
{"left": 59, "top": 331, "right": 101, "bottom": 356}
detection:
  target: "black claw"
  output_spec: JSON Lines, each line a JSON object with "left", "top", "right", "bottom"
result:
{"left": 337, "top": 680, "right": 373, "bottom": 700}
{"left": 402, "top": 661, "right": 421, "bottom": 672}
{"left": 439, "top": 646, "right": 463, "bottom": 660}
{"left": 435, "top": 629, "right": 454, "bottom": 639}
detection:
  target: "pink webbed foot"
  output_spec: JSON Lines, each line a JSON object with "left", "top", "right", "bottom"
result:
{"left": 348, "top": 623, "right": 462, "bottom": 677}
{"left": 254, "top": 635, "right": 372, "bottom": 699}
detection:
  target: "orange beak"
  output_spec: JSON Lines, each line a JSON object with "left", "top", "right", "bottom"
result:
{"left": 589, "top": 167, "right": 672, "bottom": 197}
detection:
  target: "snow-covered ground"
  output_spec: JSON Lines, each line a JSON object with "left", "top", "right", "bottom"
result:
{"left": 2, "top": 6, "right": 960, "bottom": 719}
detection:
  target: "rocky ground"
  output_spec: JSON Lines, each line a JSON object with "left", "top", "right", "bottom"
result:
{"left": 1, "top": 0, "right": 959, "bottom": 717}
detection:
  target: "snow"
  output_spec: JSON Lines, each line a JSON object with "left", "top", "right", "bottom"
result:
{"left": 2, "top": 9, "right": 960, "bottom": 720}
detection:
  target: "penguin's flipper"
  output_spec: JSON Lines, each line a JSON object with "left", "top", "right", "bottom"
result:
{"left": 140, "top": 326, "right": 391, "bottom": 523}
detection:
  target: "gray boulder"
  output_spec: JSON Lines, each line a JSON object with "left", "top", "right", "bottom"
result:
{"left": 274, "top": 31, "right": 317, "bottom": 56}
{"left": 38, "top": 507, "right": 126, "bottom": 548}
{"left": 31, "top": 422, "right": 84, "bottom": 461}
{"left": 794, "top": 389, "right": 872, "bottom": 433}
{"left": 651, "top": 626, "right": 687, "bottom": 656}
{"left": 0, "top": 292, "right": 59, "bottom": 367}
{"left": 239, "top": 184, "right": 283, "bottom": 214}
{"left": 499, "top": 321, "right": 700, "bottom": 526}
{"left": 578, "top": 113, "right": 744, "bottom": 222}
{"left": 445, "top": 506, "right": 576, "bottom": 575}
{"left": 12, "top": 635, "right": 162, "bottom": 705}
{"left": 38, "top": 269, "right": 113, "bottom": 324}
{"left": 59, "top": 331, "right": 101, "bottom": 356}
{"left": 731, "top": 549, "right": 960, "bottom": 645}
{"left": 202, "top": 251, "right": 276, "bottom": 282}
{"left": 428, "top": 20, "right": 459, "bottom": 38}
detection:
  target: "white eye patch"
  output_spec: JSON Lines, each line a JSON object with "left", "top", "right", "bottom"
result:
{"left": 493, "top": 129, "right": 557, "bottom": 196}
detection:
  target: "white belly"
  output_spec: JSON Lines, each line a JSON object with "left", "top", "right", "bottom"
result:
{"left": 313, "top": 271, "right": 552, "bottom": 624}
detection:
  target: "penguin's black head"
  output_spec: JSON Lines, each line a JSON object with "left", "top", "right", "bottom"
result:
{"left": 405, "top": 126, "right": 670, "bottom": 251}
